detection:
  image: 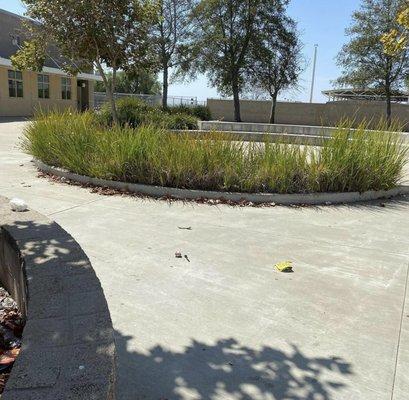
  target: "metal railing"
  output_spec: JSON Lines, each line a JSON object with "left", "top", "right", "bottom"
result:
{"left": 94, "top": 92, "right": 206, "bottom": 109}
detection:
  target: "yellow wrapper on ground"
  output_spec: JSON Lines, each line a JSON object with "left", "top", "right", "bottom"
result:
{"left": 275, "top": 261, "right": 293, "bottom": 273}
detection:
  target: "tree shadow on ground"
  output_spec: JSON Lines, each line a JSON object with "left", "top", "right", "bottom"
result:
{"left": 301, "top": 194, "right": 409, "bottom": 216}
{"left": 0, "top": 207, "right": 355, "bottom": 400}
{"left": 0, "top": 214, "right": 116, "bottom": 399}
{"left": 115, "top": 331, "right": 353, "bottom": 400}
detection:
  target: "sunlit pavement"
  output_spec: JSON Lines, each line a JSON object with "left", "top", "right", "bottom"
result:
{"left": 1, "top": 120, "right": 408, "bottom": 400}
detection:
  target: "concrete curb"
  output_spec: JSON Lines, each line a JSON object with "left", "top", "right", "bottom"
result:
{"left": 35, "top": 160, "right": 409, "bottom": 206}
{"left": 0, "top": 196, "right": 116, "bottom": 399}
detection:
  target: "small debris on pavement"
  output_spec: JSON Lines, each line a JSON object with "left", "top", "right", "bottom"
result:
{"left": 275, "top": 261, "right": 294, "bottom": 273}
{"left": 9, "top": 198, "right": 28, "bottom": 212}
{"left": 90, "top": 187, "right": 117, "bottom": 196}
{"left": 0, "top": 349, "right": 20, "bottom": 366}
{"left": 178, "top": 226, "right": 192, "bottom": 230}
{"left": 175, "top": 251, "right": 183, "bottom": 259}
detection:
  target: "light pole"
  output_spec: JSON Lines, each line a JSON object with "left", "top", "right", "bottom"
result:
{"left": 309, "top": 44, "right": 318, "bottom": 103}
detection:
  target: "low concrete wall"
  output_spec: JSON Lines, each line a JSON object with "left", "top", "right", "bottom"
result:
{"left": 198, "top": 121, "right": 409, "bottom": 144}
{"left": 207, "top": 99, "right": 409, "bottom": 130}
{"left": 174, "top": 129, "right": 329, "bottom": 146}
{"left": 0, "top": 196, "right": 116, "bottom": 399}
{"left": 199, "top": 121, "right": 338, "bottom": 137}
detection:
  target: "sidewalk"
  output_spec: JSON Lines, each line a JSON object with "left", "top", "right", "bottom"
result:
{"left": 0, "top": 120, "right": 408, "bottom": 399}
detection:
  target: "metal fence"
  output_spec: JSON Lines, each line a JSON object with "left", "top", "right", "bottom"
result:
{"left": 94, "top": 92, "right": 206, "bottom": 109}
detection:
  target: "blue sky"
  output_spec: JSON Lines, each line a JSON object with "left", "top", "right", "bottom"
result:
{"left": 1, "top": 0, "right": 360, "bottom": 103}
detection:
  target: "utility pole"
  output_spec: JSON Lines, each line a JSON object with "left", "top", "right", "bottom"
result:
{"left": 309, "top": 44, "right": 318, "bottom": 103}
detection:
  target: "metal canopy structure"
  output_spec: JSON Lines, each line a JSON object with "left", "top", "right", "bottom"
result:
{"left": 322, "top": 88, "right": 409, "bottom": 103}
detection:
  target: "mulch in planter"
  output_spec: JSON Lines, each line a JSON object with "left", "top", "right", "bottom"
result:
{"left": 0, "top": 287, "right": 25, "bottom": 394}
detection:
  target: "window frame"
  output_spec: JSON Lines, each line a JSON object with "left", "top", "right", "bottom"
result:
{"left": 61, "top": 77, "right": 72, "bottom": 100}
{"left": 37, "top": 74, "right": 50, "bottom": 99}
{"left": 8, "top": 70, "right": 23, "bottom": 98}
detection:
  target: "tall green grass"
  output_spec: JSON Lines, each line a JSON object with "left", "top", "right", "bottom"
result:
{"left": 22, "top": 111, "right": 408, "bottom": 194}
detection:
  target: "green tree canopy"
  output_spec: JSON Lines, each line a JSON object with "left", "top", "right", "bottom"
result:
{"left": 336, "top": 0, "right": 409, "bottom": 123}
{"left": 246, "top": 8, "right": 303, "bottom": 123}
{"left": 14, "top": 0, "right": 157, "bottom": 123}
{"left": 10, "top": 37, "right": 46, "bottom": 72}
{"left": 191, "top": 0, "right": 256, "bottom": 122}
{"left": 152, "top": 0, "right": 198, "bottom": 108}
{"left": 192, "top": 0, "right": 293, "bottom": 122}
{"left": 95, "top": 70, "right": 161, "bottom": 95}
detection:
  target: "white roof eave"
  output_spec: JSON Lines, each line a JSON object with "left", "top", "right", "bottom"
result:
{"left": 0, "top": 57, "right": 103, "bottom": 81}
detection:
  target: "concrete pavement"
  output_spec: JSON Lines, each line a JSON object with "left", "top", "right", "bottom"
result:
{"left": 0, "top": 120, "right": 408, "bottom": 399}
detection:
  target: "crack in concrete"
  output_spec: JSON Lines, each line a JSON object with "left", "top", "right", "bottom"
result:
{"left": 391, "top": 262, "right": 409, "bottom": 400}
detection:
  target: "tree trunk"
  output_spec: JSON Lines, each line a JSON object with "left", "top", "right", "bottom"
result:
{"left": 385, "top": 84, "right": 392, "bottom": 127}
{"left": 232, "top": 79, "right": 241, "bottom": 122}
{"left": 110, "top": 67, "right": 119, "bottom": 125}
{"left": 106, "top": 85, "right": 119, "bottom": 126}
{"left": 95, "top": 61, "right": 118, "bottom": 125}
{"left": 269, "top": 94, "right": 278, "bottom": 124}
{"left": 162, "top": 66, "right": 169, "bottom": 109}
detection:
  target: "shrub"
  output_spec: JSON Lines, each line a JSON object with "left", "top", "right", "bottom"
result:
{"left": 164, "top": 113, "right": 199, "bottom": 130}
{"left": 98, "top": 97, "right": 199, "bottom": 129}
{"left": 99, "top": 97, "right": 151, "bottom": 128}
{"left": 168, "top": 105, "right": 212, "bottom": 121}
{"left": 23, "top": 111, "right": 408, "bottom": 194}
{"left": 116, "top": 97, "right": 150, "bottom": 127}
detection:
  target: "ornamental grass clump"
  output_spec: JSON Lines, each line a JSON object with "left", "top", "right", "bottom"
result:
{"left": 314, "top": 121, "right": 408, "bottom": 192}
{"left": 22, "top": 111, "right": 408, "bottom": 194}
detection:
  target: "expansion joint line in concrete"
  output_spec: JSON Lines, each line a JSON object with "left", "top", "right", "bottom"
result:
{"left": 46, "top": 198, "right": 107, "bottom": 217}
{"left": 391, "top": 262, "right": 409, "bottom": 400}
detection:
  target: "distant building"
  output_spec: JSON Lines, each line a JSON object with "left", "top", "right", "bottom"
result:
{"left": 322, "top": 88, "right": 409, "bottom": 103}
{"left": 0, "top": 8, "right": 102, "bottom": 117}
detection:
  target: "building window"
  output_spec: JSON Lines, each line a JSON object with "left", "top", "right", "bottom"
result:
{"left": 8, "top": 70, "right": 23, "bottom": 98}
{"left": 61, "top": 77, "right": 71, "bottom": 100}
{"left": 38, "top": 74, "right": 50, "bottom": 99}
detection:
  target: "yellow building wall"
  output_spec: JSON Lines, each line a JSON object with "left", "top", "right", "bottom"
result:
{"left": 0, "top": 66, "right": 94, "bottom": 117}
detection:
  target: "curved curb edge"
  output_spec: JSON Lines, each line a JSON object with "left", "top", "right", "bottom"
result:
{"left": 0, "top": 196, "right": 116, "bottom": 400}
{"left": 34, "top": 160, "right": 409, "bottom": 206}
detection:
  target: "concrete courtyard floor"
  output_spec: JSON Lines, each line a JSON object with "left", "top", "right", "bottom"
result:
{"left": 1, "top": 120, "right": 409, "bottom": 400}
